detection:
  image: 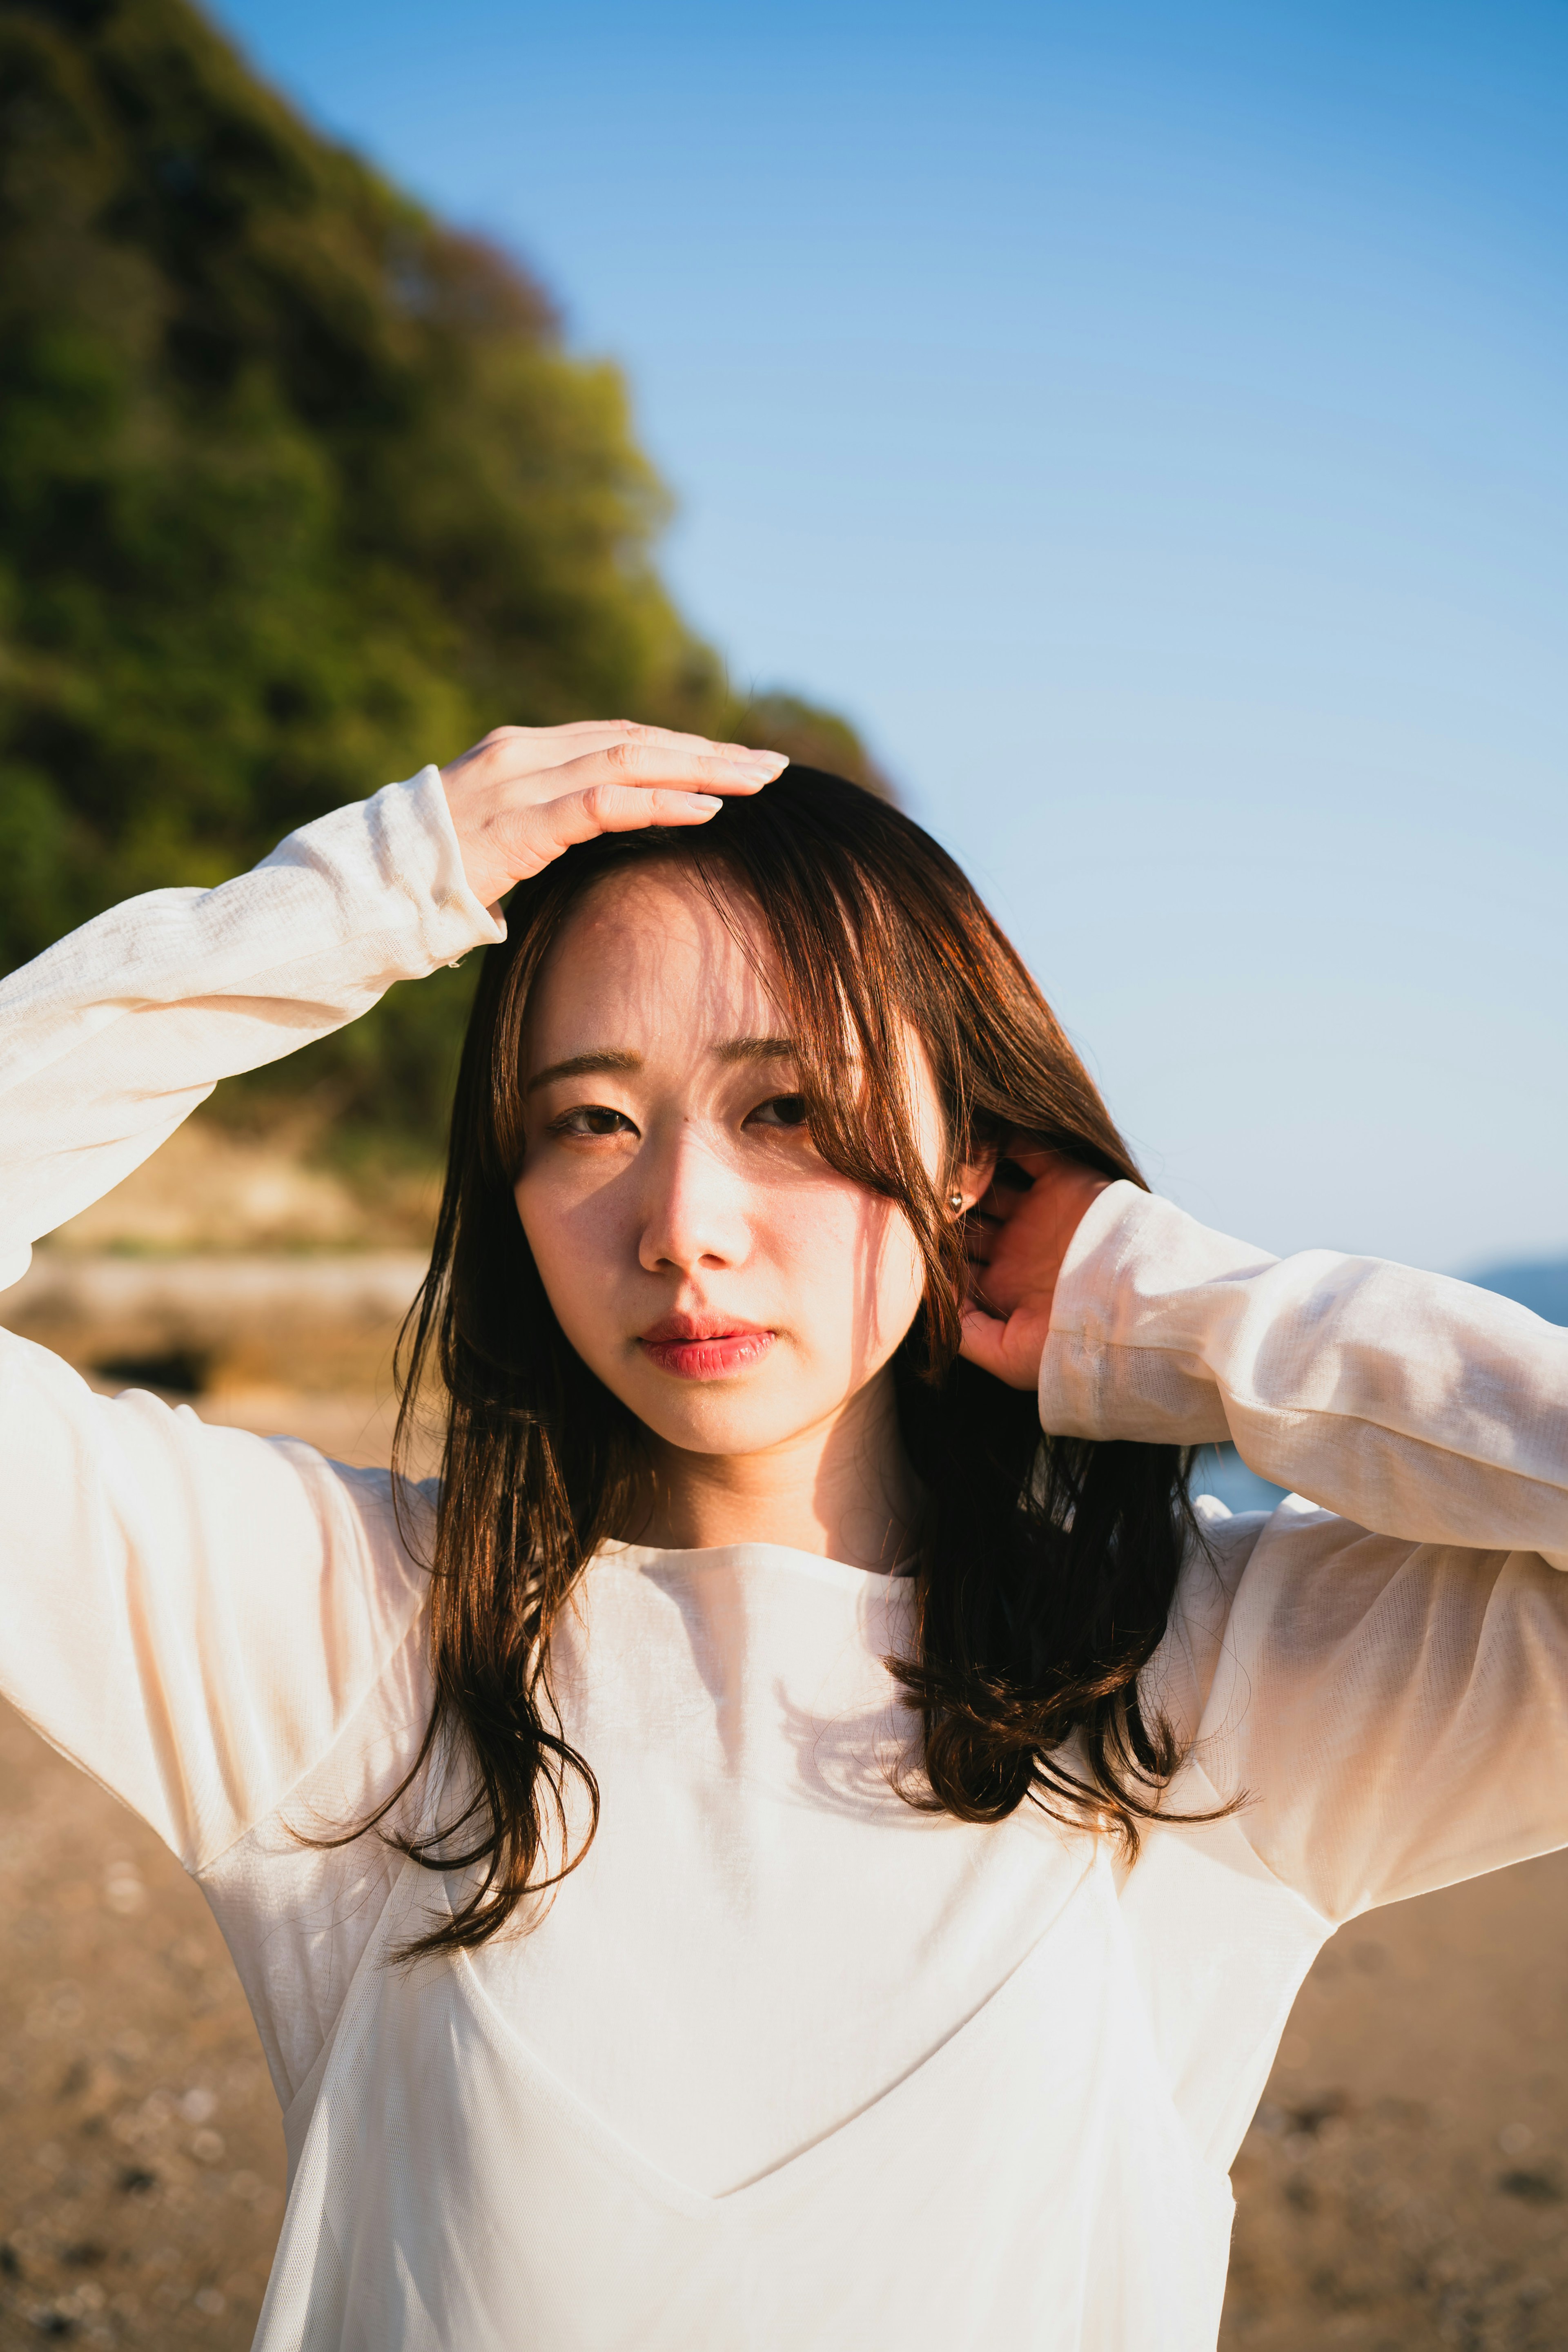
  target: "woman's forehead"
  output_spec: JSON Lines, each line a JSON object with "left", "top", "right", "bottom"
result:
{"left": 528, "top": 865, "right": 783, "bottom": 1061}
{"left": 522, "top": 862, "right": 946, "bottom": 1145}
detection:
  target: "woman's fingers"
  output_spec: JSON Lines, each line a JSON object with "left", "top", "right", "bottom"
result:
{"left": 972, "top": 1144, "right": 1068, "bottom": 1228}
{"left": 513, "top": 781, "right": 739, "bottom": 874}
{"left": 461, "top": 720, "right": 782, "bottom": 789}
{"left": 442, "top": 727, "right": 788, "bottom": 903}
{"left": 958, "top": 1303, "right": 1045, "bottom": 1392}
{"left": 958, "top": 1305, "right": 1010, "bottom": 1382}
{"left": 551, "top": 738, "right": 785, "bottom": 801}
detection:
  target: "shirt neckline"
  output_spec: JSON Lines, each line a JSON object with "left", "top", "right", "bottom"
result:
{"left": 593, "top": 1538, "right": 914, "bottom": 1591}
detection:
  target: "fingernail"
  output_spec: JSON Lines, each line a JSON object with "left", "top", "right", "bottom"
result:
{"left": 686, "top": 793, "right": 724, "bottom": 810}
{"left": 735, "top": 751, "right": 788, "bottom": 775}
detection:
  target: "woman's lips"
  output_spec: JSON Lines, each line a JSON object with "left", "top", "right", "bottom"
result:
{"left": 638, "top": 1316, "right": 776, "bottom": 1380}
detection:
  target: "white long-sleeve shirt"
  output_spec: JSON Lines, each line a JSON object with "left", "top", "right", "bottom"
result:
{"left": 2, "top": 769, "right": 1566, "bottom": 2352}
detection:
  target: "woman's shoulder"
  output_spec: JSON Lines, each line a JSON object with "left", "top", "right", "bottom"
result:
{"left": 1177, "top": 1491, "right": 1275, "bottom": 1619}
{"left": 1142, "top": 1497, "right": 1276, "bottom": 1746}
{"left": 275, "top": 1443, "right": 438, "bottom": 1608}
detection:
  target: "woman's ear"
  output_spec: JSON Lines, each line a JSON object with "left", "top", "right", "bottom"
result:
{"left": 947, "top": 1141, "right": 1000, "bottom": 1218}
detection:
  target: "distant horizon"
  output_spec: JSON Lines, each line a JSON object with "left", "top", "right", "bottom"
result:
{"left": 1464, "top": 1252, "right": 1568, "bottom": 1325}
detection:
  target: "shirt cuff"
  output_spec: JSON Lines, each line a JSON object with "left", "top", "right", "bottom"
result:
{"left": 1038, "top": 1183, "right": 1262, "bottom": 1447}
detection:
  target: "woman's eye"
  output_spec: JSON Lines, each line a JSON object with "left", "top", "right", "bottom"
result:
{"left": 748, "top": 1093, "right": 811, "bottom": 1131}
{"left": 553, "top": 1106, "right": 637, "bottom": 1139}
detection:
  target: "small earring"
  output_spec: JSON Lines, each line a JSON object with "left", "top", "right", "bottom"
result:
{"left": 948, "top": 1192, "right": 964, "bottom": 1213}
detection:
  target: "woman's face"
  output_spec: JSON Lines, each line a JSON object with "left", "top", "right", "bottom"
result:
{"left": 514, "top": 867, "right": 940, "bottom": 1462}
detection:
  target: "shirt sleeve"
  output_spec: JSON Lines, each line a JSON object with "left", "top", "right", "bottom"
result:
{"left": 0, "top": 768, "right": 502, "bottom": 1866}
{"left": 1040, "top": 1184, "right": 1568, "bottom": 1919}
{"left": 0, "top": 765, "right": 501, "bottom": 1286}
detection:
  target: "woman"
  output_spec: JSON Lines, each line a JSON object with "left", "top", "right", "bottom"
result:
{"left": 1, "top": 720, "right": 1564, "bottom": 2352}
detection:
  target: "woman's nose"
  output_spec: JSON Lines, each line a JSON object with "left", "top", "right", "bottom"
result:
{"left": 637, "top": 1123, "right": 749, "bottom": 1275}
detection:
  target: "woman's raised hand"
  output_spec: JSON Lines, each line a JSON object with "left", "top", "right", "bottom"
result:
{"left": 958, "top": 1147, "right": 1113, "bottom": 1392}
{"left": 440, "top": 720, "right": 788, "bottom": 910}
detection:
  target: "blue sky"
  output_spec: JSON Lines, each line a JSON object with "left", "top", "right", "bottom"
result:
{"left": 209, "top": 0, "right": 1566, "bottom": 1271}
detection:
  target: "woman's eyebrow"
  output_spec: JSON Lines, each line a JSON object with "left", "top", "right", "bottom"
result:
{"left": 714, "top": 1036, "right": 796, "bottom": 1065}
{"left": 526, "top": 1049, "right": 642, "bottom": 1094}
{"left": 526, "top": 1037, "right": 795, "bottom": 1094}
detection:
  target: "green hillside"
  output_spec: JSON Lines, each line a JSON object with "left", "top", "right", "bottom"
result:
{"left": 0, "top": 0, "right": 880, "bottom": 1159}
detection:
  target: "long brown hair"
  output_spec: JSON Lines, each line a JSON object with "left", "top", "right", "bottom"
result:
{"left": 369, "top": 767, "right": 1200, "bottom": 1954}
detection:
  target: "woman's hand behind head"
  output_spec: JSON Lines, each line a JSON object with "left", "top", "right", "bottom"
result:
{"left": 958, "top": 1148, "right": 1113, "bottom": 1392}
{"left": 440, "top": 720, "right": 788, "bottom": 911}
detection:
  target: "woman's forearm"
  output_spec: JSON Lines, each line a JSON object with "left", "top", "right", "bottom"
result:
{"left": 1040, "top": 1183, "right": 1568, "bottom": 1565}
{"left": 0, "top": 766, "right": 502, "bottom": 1287}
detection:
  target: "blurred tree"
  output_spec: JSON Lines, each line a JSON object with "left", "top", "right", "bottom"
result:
{"left": 0, "top": 0, "right": 886, "bottom": 1161}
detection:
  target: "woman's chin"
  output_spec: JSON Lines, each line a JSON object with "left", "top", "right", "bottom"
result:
{"left": 621, "top": 1372, "right": 829, "bottom": 1462}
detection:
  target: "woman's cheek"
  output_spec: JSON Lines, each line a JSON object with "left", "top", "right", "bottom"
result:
{"left": 869, "top": 1215, "right": 929, "bottom": 1363}
{"left": 514, "top": 1182, "right": 620, "bottom": 1354}
{"left": 785, "top": 1188, "right": 924, "bottom": 1376}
